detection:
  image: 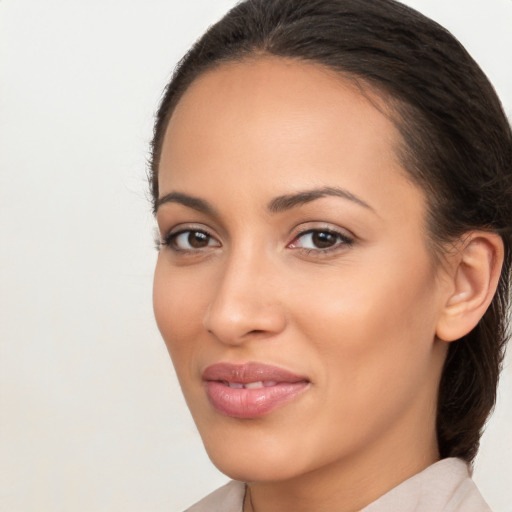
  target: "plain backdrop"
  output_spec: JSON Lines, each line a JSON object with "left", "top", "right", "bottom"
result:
{"left": 0, "top": 1, "right": 511, "bottom": 511}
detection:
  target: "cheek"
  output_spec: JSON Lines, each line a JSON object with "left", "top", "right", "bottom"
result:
{"left": 293, "top": 249, "right": 441, "bottom": 397}
{"left": 285, "top": 258, "right": 442, "bottom": 459}
{"left": 153, "top": 258, "right": 205, "bottom": 368}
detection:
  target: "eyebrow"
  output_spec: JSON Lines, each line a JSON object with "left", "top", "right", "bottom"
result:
{"left": 156, "top": 191, "right": 218, "bottom": 215}
{"left": 267, "top": 186, "right": 374, "bottom": 213}
{"left": 156, "top": 186, "right": 374, "bottom": 215}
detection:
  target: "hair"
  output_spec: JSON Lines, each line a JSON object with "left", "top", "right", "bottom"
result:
{"left": 149, "top": 0, "right": 512, "bottom": 464}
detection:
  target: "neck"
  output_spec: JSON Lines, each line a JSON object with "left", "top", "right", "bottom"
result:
{"left": 243, "top": 412, "right": 439, "bottom": 512}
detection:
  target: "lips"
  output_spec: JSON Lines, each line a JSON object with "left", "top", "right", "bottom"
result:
{"left": 202, "top": 363, "right": 310, "bottom": 419}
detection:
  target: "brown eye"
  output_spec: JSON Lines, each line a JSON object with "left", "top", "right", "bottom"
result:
{"left": 187, "top": 231, "right": 210, "bottom": 248}
{"left": 289, "top": 229, "right": 353, "bottom": 252}
{"left": 168, "top": 229, "right": 220, "bottom": 251}
{"left": 311, "top": 231, "right": 337, "bottom": 249}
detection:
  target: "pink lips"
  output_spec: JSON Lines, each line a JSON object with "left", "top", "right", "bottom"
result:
{"left": 202, "top": 363, "right": 309, "bottom": 419}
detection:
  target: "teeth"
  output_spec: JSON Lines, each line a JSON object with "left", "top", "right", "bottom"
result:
{"left": 225, "top": 381, "right": 279, "bottom": 389}
{"left": 244, "top": 381, "right": 264, "bottom": 389}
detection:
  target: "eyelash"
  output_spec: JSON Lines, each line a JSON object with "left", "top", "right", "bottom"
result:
{"left": 288, "top": 228, "right": 354, "bottom": 255}
{"left": 158, "top": 226, "right": 354, "bottom": 255}
{"left": 159, "top": 227, "right": 218, "bottom": 252}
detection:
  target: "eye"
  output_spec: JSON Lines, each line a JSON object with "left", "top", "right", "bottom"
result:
{"left": 163, "top": 228, "right": 220, "bottom": 251}
{"left": 288, "top": 228, "right": 353, "bottom": 252}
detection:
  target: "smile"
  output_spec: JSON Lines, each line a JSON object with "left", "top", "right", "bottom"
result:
{"left": 202, "top": 363, "right": 310, "bottom": 419}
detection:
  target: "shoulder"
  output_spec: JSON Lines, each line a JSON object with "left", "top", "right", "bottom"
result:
{"left": 182, "top": 459, "right": 491, "bottom": 512}
{"left": 184, "top": 480, "right": 246, "bottom": 512}
{"left": 361, "top": 458, "right": 492, "bottom": 512}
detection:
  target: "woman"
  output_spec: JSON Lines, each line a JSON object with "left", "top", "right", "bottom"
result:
{"left": 150, "top": 0, "right": 512, "bottom": 510}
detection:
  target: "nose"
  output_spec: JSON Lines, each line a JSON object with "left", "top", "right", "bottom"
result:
{"left": 202, "top": 250, "right": 287, "bottom": 346}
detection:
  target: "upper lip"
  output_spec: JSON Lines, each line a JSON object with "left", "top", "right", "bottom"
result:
{"left": 202, "top": 362, "right": 309, "bottom": 384}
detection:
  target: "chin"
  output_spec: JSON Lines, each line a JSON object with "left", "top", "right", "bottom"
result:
{"left": 207, "top": 447, "right": 299, "bottom": 483}
{"left": 198, "top": 419, "right": 308, "bottom": 483}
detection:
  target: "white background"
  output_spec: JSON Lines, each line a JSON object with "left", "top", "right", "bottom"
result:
{"left": 0, "top": 1, "right": 511, "bottom": 511}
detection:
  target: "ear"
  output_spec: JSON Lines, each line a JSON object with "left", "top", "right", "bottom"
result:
{"left": 436, "top": 232, "right": 504, "bottom": 342}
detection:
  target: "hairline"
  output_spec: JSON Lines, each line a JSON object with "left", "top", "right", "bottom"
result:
{"left": 151, "top": 52, "right": 452, "bottom": 267}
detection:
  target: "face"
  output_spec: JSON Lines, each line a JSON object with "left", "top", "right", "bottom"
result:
{"left": 153, "top": 57, "right": 450, "bottom": 484}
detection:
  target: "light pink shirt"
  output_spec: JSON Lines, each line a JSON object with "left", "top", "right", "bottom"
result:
{"left": 185, "top": 458, "right": 491, "bottom": 512}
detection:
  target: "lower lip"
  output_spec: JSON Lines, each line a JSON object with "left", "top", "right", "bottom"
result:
{"left": 205, "top": 381, "right": 309, "bottom": 419}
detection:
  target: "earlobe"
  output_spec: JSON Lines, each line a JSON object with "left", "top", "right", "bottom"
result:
{"left": 436, "top": 232, "right": 504, "bottom": 342}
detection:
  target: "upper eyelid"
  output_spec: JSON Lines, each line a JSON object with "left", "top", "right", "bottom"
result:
{"left": 164, "top": 222, "right": 217, "bottom": 238}
{"left": 289, "top": 222, "right": 355, "bottom": 240}
{"left": 158, "top": 221, "right": 355, "bottom": 246}
{"left": 294, "top": 226, "right": 346, "bottom": 236}
{"left": 290, "top": 229, "right": 352, "bottom": 244}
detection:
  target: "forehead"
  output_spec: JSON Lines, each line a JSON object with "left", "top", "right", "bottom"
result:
{"left": 159, "top": 56, "right": 424, "bottom": 226}
{"left": 165, "top": 56, "right": 398, "bottom": 159}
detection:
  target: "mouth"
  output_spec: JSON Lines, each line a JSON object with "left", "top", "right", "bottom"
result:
{"left": 202, "top": 362, "right": 310, "bottom": 419}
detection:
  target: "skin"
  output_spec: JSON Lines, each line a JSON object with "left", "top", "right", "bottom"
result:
{"left": 153, "top": 57, "right": 457, "bottom": 512}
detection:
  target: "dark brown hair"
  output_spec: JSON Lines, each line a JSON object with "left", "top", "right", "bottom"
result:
{"left": 149, "top": 0, "right": 512, "bottom": 463}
